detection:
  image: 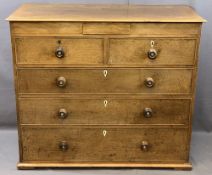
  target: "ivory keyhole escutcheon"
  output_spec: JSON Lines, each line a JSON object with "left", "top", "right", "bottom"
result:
{"left": 104, "top": 100, "right": 108, "bottom": 107}
{"left": 103, "top": 130, "right": 107, "bottom": 137}
{"left": 103, "top": 70, "right": 108, "bottom": 77}
{"left": 151, "top": 40, "right": 155, "bottom": 48}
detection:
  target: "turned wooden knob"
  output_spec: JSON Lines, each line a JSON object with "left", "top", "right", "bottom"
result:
{"left": 58, "top": 108, "right": 68, "bottom": 119}
{"left": 144, "top": 77, "right": 155, "bottom": 88}
{"left": 143, "top": 108, "right": 153, "bottom": 118}
{"left": 56, "top": 76, "right": 66, "bottom": 88}
{"left": 141, "top": 141, "right": 149, "bottom": 151}
{"left": 55, "top": 47, "right": 65, "bottom": 59}
{"left": 148, "top": 48, "right": 157, "bottom": 59}
{"left": 59, "top": 141, "right": 69, "bottom": 151}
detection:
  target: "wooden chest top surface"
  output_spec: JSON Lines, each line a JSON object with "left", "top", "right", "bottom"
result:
{"left": 7, "top": 4, "right": 205, "bottom": 22}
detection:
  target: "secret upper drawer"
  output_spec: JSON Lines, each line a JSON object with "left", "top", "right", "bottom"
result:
{"left": 17, "top": 68, "right": 193, "bottom": 94}
{"left": 14, "top": 37, "right": 198, "bottom": 66}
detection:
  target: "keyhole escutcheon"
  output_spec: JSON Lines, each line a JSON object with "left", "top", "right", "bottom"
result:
{"left": 103, "top": 130, "right": 107, "bottom": 137}
{"left": 104, "top": 100, "right": 108, "bottom": 107}
{"left": 103, "top": 70, "right": 108, "bottom": 77}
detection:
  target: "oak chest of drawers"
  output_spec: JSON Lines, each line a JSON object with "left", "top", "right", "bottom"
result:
{"left": 7, "top": 4, "right": 205, "bottom": 170}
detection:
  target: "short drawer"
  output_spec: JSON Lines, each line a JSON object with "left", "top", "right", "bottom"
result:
{"left": 15, "top": 37, "right": 104, "bottom": 65}
{"left": 19, "top": 98, "right": 190, "bottom": 125}
{"left": 18, "top": 68, "right": 193, "bottom": 94}
{"left": 21, "top": 126, "right": 189, "bottom": 162}
{"left": 109, "top": 38, "right": 197, "bottom": 66}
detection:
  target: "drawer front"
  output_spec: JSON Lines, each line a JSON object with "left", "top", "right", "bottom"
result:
{"left": 11, "top": 22, "right": 83, "bottom": 35}
{"left": 109, "top": 38, "right": 197, "bottom": 66}
{"left": 19, "top": 98, "right": 190, "bottom": 125}
{"left": 11, "top": 22, "right": 201, "bottom": 36}
{"left": 15, "top": 37, "right": 104, "bottom": 65}
{"left": 130, "top": 23, "right": 201, "bottom": 35}
{"left": 18, "top": 68, "right": 193, "bottom": 94}
{"left": 83, "top": 23, "right": 200, "bottom": 35}
{"left": 83, "top": 23, "right": 130, "bottom": 34}
{"left": 21, "top": 127, "right": 189, "bottom": 162}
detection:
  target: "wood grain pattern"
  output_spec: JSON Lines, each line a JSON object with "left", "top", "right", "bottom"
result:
{"left": 83, "top": 23, "right": 130, "bottom": 34}
{"left": 130, "top": 23, "right": 201, "bottom": 35}
{"left": 14, "top": 36, "right": 197, "bottom": 66}
{"left": 7, "top": 4, "right": 204, "bottom": 169}
{"left": 15, "top": 37, "right": 104, "bottom": 65}
{"left": 17, "top": 162, "right": 192, "bottom": 170}
{"left": 11, "top": 22, "right": 201, "bottom": 36}
{"left": 19, "top": 98, "right": 190, "bottom": 125}
{"left": 109, "top": 38, "right": 197, "bottom": 66}
{"left": 17, "top": 68, "right": 193, "bottom": 94}
{"left": 7, "top": 4, "right": 206, "bottom": 22}
{"left": 21, "top": 126, "right": 189, "bottom": 162}
{"left": 11, "top": 22, "right": 82, "bottom": 35}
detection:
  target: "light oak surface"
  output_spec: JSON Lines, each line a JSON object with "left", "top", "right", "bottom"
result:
{"left": 11, "top": 22, "right": 201, "bottom": 36}
{"left": 15, "top": 37, "right": 104, "bottom": 65}
{"left": 7, "top": 4, "right": 205, "bottom": 22}
{"left": 19, "top": 98, "right": 190, "bottom": 125}
{"left": 17, "top": 162, "right": 192, "bottom": 170}
{"left": 21, "top": 126, "right": 189, "bottom": 162}
{"left": 17, "top": 68, "right": 193, "bottom": 94}
{"left": 11, "top": 22, "right": 83, "bottom": 35}
{"left": 8, "top": 4, "right": 205, "bottom": 169}
{"left": 14, "top": 37, "right": 197, "bottom": 66}
{"left": 109, "top": 38, "right": 197, "bottom": 66}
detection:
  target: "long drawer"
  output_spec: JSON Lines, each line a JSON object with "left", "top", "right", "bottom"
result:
{"left": 21, "top": 126, "right": 189, "bottom": 162}
{"left": 19, "top": 98, "right": 190, "bottom": 125}
{"left": 18, "top": 68, "right": 193, "bottom": 94}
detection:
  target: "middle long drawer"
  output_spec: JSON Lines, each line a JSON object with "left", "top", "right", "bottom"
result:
{"left": 18, "top": 68, "right": 193, "bottom": 94}
{"left": 18, "top": 98, "right": 190, "bottom": 125}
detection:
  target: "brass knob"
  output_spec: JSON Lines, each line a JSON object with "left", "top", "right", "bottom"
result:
{"left": 58, "top": 108, "right": 68, "bottom": 119}
{"left": 143, "top": 108, "right": 153, "bottom": 118}
{"left": 56, "top": 76, "right": 66, "bottom": 88}
{"left": 148, "top": 48, "right": 157, "bottom": 59}
{"left": 59, "top": 141, "right": 69, "bottom": 151}
{"left": 55, "top": 47, "right": 64, "bottom": 59}
{"left": 141, "top": 141, "right": 149, "bottom": 151}
{"left": 144, "top": 77, "right": 155, "bottom": 88}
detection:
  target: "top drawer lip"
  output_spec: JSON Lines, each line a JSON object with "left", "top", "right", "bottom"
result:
{"left": 10, "top": 22, "right": 201, "bottom": 36}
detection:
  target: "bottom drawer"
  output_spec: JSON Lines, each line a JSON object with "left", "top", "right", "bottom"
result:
{"left": 21, "top": 126, "right": 189, "bottom": 163}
